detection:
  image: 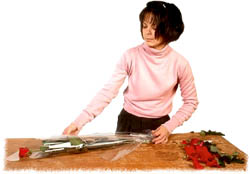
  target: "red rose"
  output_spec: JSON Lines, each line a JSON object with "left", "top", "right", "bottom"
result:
{"left": 190, "top": 138, "right": 200, "bottom": 146}
{"left": 182, "top": 140, "right": 188, "bottom": 144}
{"left": 183, "top": 138, "right": 221, "bottom": 169}
{"left": 19, "top": 147, "right": 30, "bottom": 157}
{"left": 184, "top": 145, "right": 196, "bottom": 157}
{"left": 190, "top": 156, "right": 204, "bottom": 169}
{"left": 206, "top": 159, "right": 220, "bottom": 167}
{"left": 196, "top": 146, "right": 214, "bottom": 163}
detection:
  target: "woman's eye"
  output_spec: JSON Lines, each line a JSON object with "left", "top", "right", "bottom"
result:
{"left": 152, "top": 25, "right": 156, "bottom": 30}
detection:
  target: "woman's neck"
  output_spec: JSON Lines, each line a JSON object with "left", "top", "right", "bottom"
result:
{"left": 142, "top": 42, "right": 170, "bottom": 58}
{"left": 147, "top": 42, "right": 167, "bottom": 50}
{"left": 152, "top": 43, "right": 167, "bottom": 50}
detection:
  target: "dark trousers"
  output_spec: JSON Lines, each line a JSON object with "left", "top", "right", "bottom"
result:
{"left": 116, "top": 109, "right": 170, "bottom": 133}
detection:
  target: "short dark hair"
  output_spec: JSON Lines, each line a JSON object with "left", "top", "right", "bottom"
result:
{"left": 139, "top": 1, "right": 184, "bottom": 44}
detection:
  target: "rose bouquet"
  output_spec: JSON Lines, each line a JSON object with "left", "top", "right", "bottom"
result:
{"left": 7, "top": 132, "right": 153, "bottom": 162}
{"left": 182, "top": 137, "right": 245, "bottom": 169}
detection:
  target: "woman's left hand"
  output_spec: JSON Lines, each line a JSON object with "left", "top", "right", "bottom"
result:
{"left": 152, "top": 125, "right": 170, "bottom": 144}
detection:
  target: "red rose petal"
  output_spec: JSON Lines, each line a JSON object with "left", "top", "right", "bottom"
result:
{"left": 191, "top": 157, "right": 204, "bottom": 169}
{"left": 199, "top": 141, "right": 204, "bottom": 147}
{"left": 182, "top": 140, "right": 188, "bottom": 144}
{"left": 19, "top": 147, "right": 30, "bottom": 157}
{"left": 190, "top": 138, "right": 200, "bottom": 146}
{"left": 206, "top": 159, "right": 220, "bottom": 167}
{"left": 197, "top": 146, "right": 214, "bottom": 162}
{"left": 184, "top": 145, "right": 196, "bottom": 157}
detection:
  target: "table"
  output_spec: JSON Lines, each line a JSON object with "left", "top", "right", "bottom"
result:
{"left": 4, "top": 133, "right": 247, "bottom": 171}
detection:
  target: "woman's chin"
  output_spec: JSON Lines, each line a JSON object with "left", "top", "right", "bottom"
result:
{"left": 145, "top": 41, "right": 156, "bottom": 47}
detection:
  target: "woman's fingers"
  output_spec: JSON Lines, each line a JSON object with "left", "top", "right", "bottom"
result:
{"left": 72, "top": 129, "right": 80, "bottom": 135}
{"left": 153, "top": 136, "right": 165, "bottom": 144}
{"left": 152, "top": 127, "right": 161, "bottom": 136}
{"left": 164, "top": 137, "right": 168, "bottom": 143}
{"left": 62, "top": 123, "right": 79, "bottom": 135}
{"left": 152, "top": 125, "right": 170, "bottom": 144}
{"left": 152, "top": 133, "right": 165, "bottom": 143}
{"left": 62, "top": 128, "right": 69, "bottom": 135}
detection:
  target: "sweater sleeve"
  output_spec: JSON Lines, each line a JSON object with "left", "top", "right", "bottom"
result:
{"left": 163, "top": 61, "right": 199, "bottom": 133}
{"left": 73, "top": 53, "right": 129, "bottom": 130}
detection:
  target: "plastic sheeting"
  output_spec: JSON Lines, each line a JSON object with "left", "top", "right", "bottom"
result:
{"left": 7, "top": 132, "right": 153, "bottom": 162}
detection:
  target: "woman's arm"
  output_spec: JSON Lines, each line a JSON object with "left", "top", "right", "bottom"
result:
{"left": 72, "top": 53, "right": 130, "bottom": 132}
{"left": 163, "top": 61, "right": 199, "bottom": 133}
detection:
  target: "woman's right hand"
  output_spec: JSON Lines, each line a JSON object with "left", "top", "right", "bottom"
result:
{"left": 62, "top": 123, "right": 80, "bottom": 135}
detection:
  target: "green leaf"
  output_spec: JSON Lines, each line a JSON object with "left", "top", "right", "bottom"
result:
{"left": 232, "top": 152, "right": 239, "bottom": 156}
{"left": 69, "top": 137, "right": 84, "bottom": 146}
{"left": 232, "top": 158, "right": 245, "bottom": 164}
{"left": 200, "top": 130, "right": 206, "bottom": 137}
{"left": 40, "top": 146, "right": 49, "bottom": 152}
{"left": 210, "top": 145, "right": 219, "bottom": 153}
{"left": 219, "top": 152, "right": 245, "bottom": 164}
{"left": 218, "top": 158, "right": 225, "bottom": 167}
{"left": 199, "top": 130, "right": 225, "bottom": 136}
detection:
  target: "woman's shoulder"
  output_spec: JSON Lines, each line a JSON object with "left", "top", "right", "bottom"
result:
{"left": 169, "top": 46, "right": 189, "bottom": 65}
{"left": 123, "top": 43, "right": 143, "bottom": 55}
{"left": 119, "top": 43, "right": 143, "bottom": 64}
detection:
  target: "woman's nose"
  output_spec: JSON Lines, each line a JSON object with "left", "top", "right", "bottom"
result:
{"left": 146, "top": 27, "right": 153, "bottom": 35}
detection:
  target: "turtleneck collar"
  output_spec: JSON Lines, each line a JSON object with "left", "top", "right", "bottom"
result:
{"left": 142, "top": 42, "right": 171, "bottom": 58}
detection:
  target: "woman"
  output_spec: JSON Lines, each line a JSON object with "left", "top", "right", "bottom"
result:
{"left": 63, "top": 1, "right": 199, "bottom": 144}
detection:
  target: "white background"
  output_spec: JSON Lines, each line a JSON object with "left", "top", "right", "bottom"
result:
{"left": 0, "top": 0, "right": 249, "bottom": 173}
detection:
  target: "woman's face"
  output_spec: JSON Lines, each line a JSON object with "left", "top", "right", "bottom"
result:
{"left": 142, "top": 14, "right": 166, "bottom": 50}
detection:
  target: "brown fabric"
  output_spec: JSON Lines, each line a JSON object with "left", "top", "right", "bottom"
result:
{"left": 116, "top": 108, "right": 170, "bottom": 133}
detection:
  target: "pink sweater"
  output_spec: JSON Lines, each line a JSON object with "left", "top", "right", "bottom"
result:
{"left": 73, "top": 42, "right": 199, "bottom": 133}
